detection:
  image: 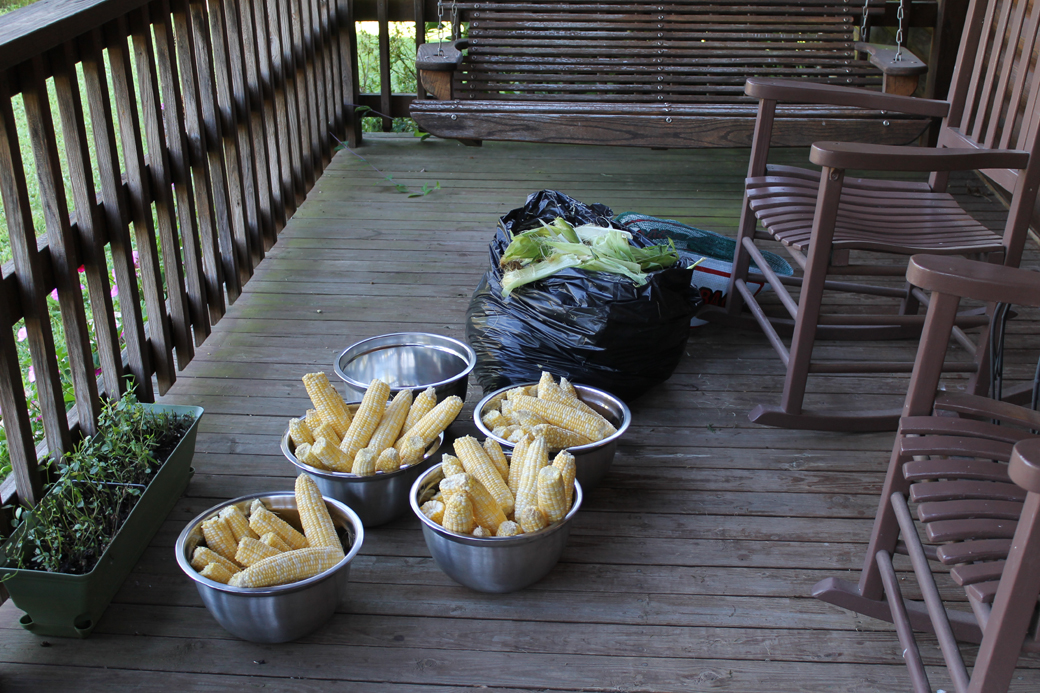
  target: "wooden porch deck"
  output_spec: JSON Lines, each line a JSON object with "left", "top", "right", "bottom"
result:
{"left": 3, "top": 135, "right": 1040, "bottom": 691}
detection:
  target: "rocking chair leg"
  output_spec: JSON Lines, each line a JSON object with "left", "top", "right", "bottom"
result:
{"left": 725, "top": 197, "right": 758, "bottom": 317}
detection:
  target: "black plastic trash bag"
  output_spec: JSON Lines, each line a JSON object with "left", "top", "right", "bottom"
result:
{"left": 465, "top": 190, "right": 702, "bottom": 402}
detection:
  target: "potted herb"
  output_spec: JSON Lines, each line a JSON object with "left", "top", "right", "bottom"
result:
{"left": 0, "top": 392, "right": 203, "bottom": 638}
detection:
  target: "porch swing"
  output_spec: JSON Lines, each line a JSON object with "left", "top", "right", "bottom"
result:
{"left": 410, "top": 0, "right": 932, "bottom": 148}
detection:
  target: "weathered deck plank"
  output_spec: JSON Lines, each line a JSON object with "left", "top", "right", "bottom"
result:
{"left": 2, "top": 134, "right": 1039, "bottom": 691}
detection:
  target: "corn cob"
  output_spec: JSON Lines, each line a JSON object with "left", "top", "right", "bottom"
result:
{"left": 518, "top": 505, "right": 548, "bottom": 534}
{"left": 403, "top": 386, "right": 437, "bottom": 432}
{"left": 500, "top": 400, "right": 514, "bottom": 420}
{"left": 481, "top": 409, "right": 506, "bottom": 430}
{"left": 453, "top": 435, "right": 515, "bottom": 516}
{"left": 483, "top": 437, "right": 510, "bottom": 482}
{"left": 312, "top": 420, "right": 341, "bottom": 447}
{"left": 294, "top": 442, "right": 326, "bottom": 470}
{"left": 440, "top": 454, "right": 466, "bottom": 478}
{"left": 543, "top": 380, "right": 600, "bottom": 418}
{"left": 295, "top": 474, "right": 344, "bottom": 554}
{"left": 553, "top": 450, "right": 576, "bottom": 509}
{"left": 530, "top": 423, "right": 593, "bottom": 450}
{"left": 304, "top": 408, "right": 324, "bottom": 432}
{"left": 288, "top": 418, "right": 316, "bottom": 447}
{"left": 311, "top": 438, "right": 352, "bottom": 473}
{"left": 201, "top": 516, "right": 240, "bottom": 564}
{"left": 352, "top": 447, "right": 377, "bottom": 476}
{"left": 420, "top": 499, "right": 445, "bottom": 524}
{"left": 492, "top": 424, "right": 521, "bottom": 440}
{"left": 496, "top": 520, "right": 522, "bottom": 537}
{"left": 537, "top": 465, "right": 568, "bottom": 523}
{"left": 260, "top": 532, "right": 293, "bottom": 553}
{"left": 228, "top": 547, "right": 342, "bottom": 588}
{"left": 249, "top": 504, "right": 309, "bottom": 550}
{"left": 507, "top": 434, "right": 533, "bottom": 497}
{"left": 236, "top": 536, "right": 283, "bottom": 566}
{"left": 514, "top": 436, "right": 548, "bottom": 519}
{"left": 398, "top": 435, "right": 425, "bottom": 467}
{"left": 366, "top": 388, "right": 412, "bottom": 455}
{"left": 396, "top": 396, "right": 463, "bottom": 452}
{"left": 339, "top": 379, "right": 391, "bottom": 463}
{"left": 191, "top": 546, "right": 241, "bottom": 574}
{"left": 220, "top": 505, "right": 259, "bottom": 542}
{"left": 558, "top": 376, "right": 579, "bottom": 400}
{"left": 376, "top": 447, "right": 401, "bottom": 473}
{"left": 505, "top": 385, "right": 531, "bottom": 401}
{"left": 512, "top": 408, "right": 549, "bottom": 429}
{"left": 511, "top": 395, "right": 615, "bottom": 442}
{"left": 536, "top": 370, "right": 556, "bottom": 399}
{"left": 439, "top": 472, "right": 506, "bottom": 533}
{"left": 442, "top": 494, "right": 475, "bottom": 534}
{"left": 507, "top": 429, "right": 528, "bottom": 443}
{"left": 302, "top": 372, "right": 353, "bottom": 438}
{"left": 472, "top": 526, "right": 491, "bottom": 537}
{"left": 200, "top": 562, "right": 235, "bottom": 584}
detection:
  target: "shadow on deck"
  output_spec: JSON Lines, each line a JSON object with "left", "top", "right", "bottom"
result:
{"left": 2, "top": 134, "right": 1039, "bottom": 691}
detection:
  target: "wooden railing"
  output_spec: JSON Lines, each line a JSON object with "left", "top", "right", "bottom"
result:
{"left": 0, "top": 0, "right": 357, "bottom": 538}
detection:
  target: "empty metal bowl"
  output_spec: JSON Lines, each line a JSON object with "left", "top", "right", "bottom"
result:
{"left": 473, "top": 382, "right": 631, "bottom": 490}
{"left": 175, "top": 492, "right": 363, "bottom": 643}
{"left": 334, "top": 332, "right": 475, "bottom": 402}
{"left": 410, "top": 463, "right": 582, "bottom": 593}
{"left": 282, "top": 410, "right": 444, "bottom": 527}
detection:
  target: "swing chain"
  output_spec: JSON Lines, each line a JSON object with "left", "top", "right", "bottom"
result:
{"left": 860, "top": 0, "right": 870, "bottom": 42}
{"left": 895, "top": 0, "right": 906, "bottom": 61}
{"left": 436, "top": 0, "right": 445, "bottom": 55}
{"left": 450, "top": 0, "right": 459, "bottom": 41}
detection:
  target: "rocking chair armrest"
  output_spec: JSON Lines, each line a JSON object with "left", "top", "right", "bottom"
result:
{"left": 1009, "top": 439, "right": 1040, "bottom": 494}
{"left": 906, "top": 255, "right": 1040, "bottom": 309}
{"left": 744, "top": 77, "right": 950, "bottom": 118}
{"left": 809, "top": 142, "right": 1030, "bottom": 172}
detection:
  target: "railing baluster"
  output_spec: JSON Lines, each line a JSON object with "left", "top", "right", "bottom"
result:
{"left": 0, "top": 75, "right": 72, "bottom": 457}
{"left": 81, "top": 28, "right": 153, "bottom": 401}
{"left": 324, "top": 0, "right": 344, "bottom": 139}
{"left": 289, "top": 0, "right": 316, "bottom": 188}
{"left": 273, "top": 0, "right": 307, "bottom": 202}
{"left": 341, "top": 0, "right": 361, "bottom": 146}
{"left": 0, "top": 279, "right": 40, "bottom": 506}
{"left": 151, "top": 0, "right": 212, "bottom": 345}
{"left": 51, "top": 43, "right": 125, "bottom": 400}
{"left": 250, "top": 0, "right": 288, "bottom": 232}
{"left": 377, "top": 0, "right": 391, "bottom": 131}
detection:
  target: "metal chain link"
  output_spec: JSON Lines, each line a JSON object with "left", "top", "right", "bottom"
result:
{"left": 450, "top": 0, "right": 459, "bottom": 41}
{"left": 860, "top": 0, "right": 870, "bottom": 42}
{"left": 436, "top": 0, "right": 445, "bottom": 55}
{"left": 895, "top": 0, "right": 905, "bottom": 61}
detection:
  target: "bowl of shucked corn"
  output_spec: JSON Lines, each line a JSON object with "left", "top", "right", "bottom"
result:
{"left": 473, "top": 376, "right": 631, "bottom": 491}
{"left": 334, "top": 332, "right": 476, "bottom": 403}
{"left": 410, "top": 461, "right": 583, "bottom": 593}
{"left": 175, "top": 488, "right": 363, "bottom": 643}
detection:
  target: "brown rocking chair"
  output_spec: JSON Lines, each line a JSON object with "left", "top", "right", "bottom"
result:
{"left": 814, "top": 254, "right": 1040, "bottom": 693}
{"left": 712, "top": 0, "right": 1040, "bottom": 432}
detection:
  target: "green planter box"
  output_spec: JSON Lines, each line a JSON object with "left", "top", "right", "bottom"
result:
{"left": 0, "top": 404, "right": 204, "bottom": 638}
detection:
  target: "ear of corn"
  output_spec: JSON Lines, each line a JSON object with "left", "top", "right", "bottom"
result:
{"left": 249, "top": 504, "right": 309, "bottom": 550}
{"left": 201, "top": 516, "right": 241, "bottom": 564}
{"left": 511, "top": 395, "right": 615, "bottom": 441}
{"left": 376, "top": 447, "right": 401, "bottom": 473}
{"left": 513, "top": 409, "right": 548, "bottom": 429}
{"left": 492, "top": 424, "right": 520, "bottom": 440}
{"left": 302, "top": 372, "right": 353, "bottom": 438}
{"left": 530, "top": 423, "right": 593, "bottom": 450}
{"left": 439, "top": 471, "right": 506, "bottom": 533}
{"left": 552, "top": 450, "right": 576, "bottom": 509}
{"left": 481, "top": 409, "right": 506, "bottom": 429}
{"left": 420, "top": 499, "right": 445, "bottom": 524}
{"left": 439, "top": 472, "right": 471, "bottom": 499}
{"left": 404, "top": 386, "right": 437, "bottom": 432}
{"left": 483, "top": 438, "right": 509, "bottom": 481}
{"left": 295, "top": 442, "right": 326, "bottom": 470}
{"left": 453, "top": 435, "right": 515, "bottom": 516}
{"left": 396, "top": 396, "right": 463, "bottom": 452}
{"left": 496, "top": 520, "right": 522, "bottom": 537}
{"left": 514, "top": 436, "right": 548, "bottom": 519}
{"left": 441, "top": 454, "right": 466, "bottom": 478}
{"left": 518, "top": 505, "right": 548, "bottom": 534}
{"left": 236, "top": 536, "right": 283, "bottom": 566}
{"left": 260, "top": 532, "right": 293, "bottom": 553}
{"left": 220, "top": 505, "right": 259, "bottom": 542}
{"left": 288, "top": 418, "right": 316, "bottom": 447}
{"left": 367, "top": 388, "right": 412, "bottom": 455}
{"left": 542, "top": 381, "right": 599, "bottom": 418}
{"left": 304, "top": 408, "right": 324, "bottom": 433}
{"left": 339, "top": 379, "right": 391, "bottom": 463}
{"left": 472, "top": 526, "right": 491, "bottom": 537}
{"left": 228, "top": 547, "right": 342, "bottom": 588}
{"left": 191, "top": 546, "right": 241, "bottom": 574}
{"left": 507, "top": 434, "right": 532, "bottom": 496}
{"left": 558, "top": 376, "right": 579, "bottom": 400}
{"left": 537, "top": 465, "right": 568, "bottom": 523}
{"left": 200, "top": 562, "right": 235, "bottom": 584}
{"left": 311, "top": 438, "right": 353, "bottom": 473}
{"left": 442, "top": 494, "right": 475, "bottom": 534}
{"left": 312, "top": 421, "right": 341, "bottom": 447}
{"left": 352, "top": 448, "right": 377, "bottom": 476}
{"left": 505, "top": 385, "right": 531, "bottom": 401}
{"left": 295, "top": 475, "right": 344, "bottom": 554}
{"left": 398, "top": 435, "right": 426, "bottom": 467}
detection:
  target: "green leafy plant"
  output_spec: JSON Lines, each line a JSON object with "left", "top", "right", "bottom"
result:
{"left": 2, "top": 390, "right": 194, "bottom": 575}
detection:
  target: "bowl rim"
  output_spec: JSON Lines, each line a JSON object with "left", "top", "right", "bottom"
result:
{"left": 333, "top": 332, "right": 476, "bottom": 392}
{"left": 175, "top": 491, "right": 365, "bottom": 595}
{"left": 472, "top": 381, "right": 631, "bottom": 452}
{"left": 408, "top": 462, "right": 583, "bottom": 546}
{"left": 281, "top": 424, "right": 443, "bottom": 483}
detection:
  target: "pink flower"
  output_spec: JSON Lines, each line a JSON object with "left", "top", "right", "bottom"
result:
{"left": 95, "top": 367, "right": 103, "bottom": 377}
{"left": 27, "top": 365, "right": 35, "bottom": 383}
{"left": 17, "top": 326, "right": 26, "bottom": 342}
{"left": 132, "top": 250, "right": 140, "bottom": 266}
{"left": 110, "top": 284, "right": 119, "bottom": 298}
{"left": 77, "top": 265, "right": 85, "bottom": 273}
{"left": 49, "top": 289, "right": 58, "bottom": 301}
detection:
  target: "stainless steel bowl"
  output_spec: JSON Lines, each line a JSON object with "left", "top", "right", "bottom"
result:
{"left": 175, "top": 492, "right": 364, "bottom": 643}
{"left": 282, "top": 416, "right": 443, "bottom": 527}
{"left": 473, "top": 382, "right": 631, "bottom": 490}
{"left": 410, "top": 463, "right": 583, "bottom": 593}
{"left": 334, "top": 332, "right": 476, "bottom": 402}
